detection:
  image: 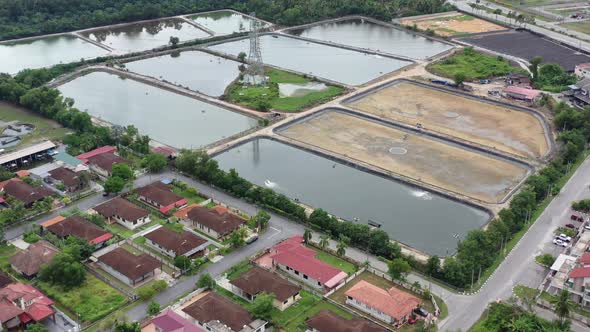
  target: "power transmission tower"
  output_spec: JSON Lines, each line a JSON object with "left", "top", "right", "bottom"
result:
{"left": 244, "top": 13, "right": 266, "bottom": 85}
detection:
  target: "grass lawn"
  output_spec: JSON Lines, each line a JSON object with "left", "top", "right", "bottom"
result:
{"left": 0, "top": 245, "right": 17, "bottom": 270}
{"left": 306, "top": 246, "right": 357, "bottom": 274}
{"left": 226, "top": 68, "right": 345, "bottom": 112}
{"left": 562, "top": 21, "right": 590, "bottom": 35}
{"left": 36, "top": 274, "right": 127, "bottom": 323}
{"left": 171, "top": 187, "right": 207, "bottom": 205}
{"left": 0, "top": 103, "right": 71, "bottom": 151}
{"left": 225, "top": 259, "right": 253, "bottom": 279}
{"left": 428, "top": 48, "right": 522, "bottom": 80}
{"left": 283, "top": 298, "right": 353, "bottom": 332}
{"left": 104, "top": 217, "right": 161, "bottom": 239}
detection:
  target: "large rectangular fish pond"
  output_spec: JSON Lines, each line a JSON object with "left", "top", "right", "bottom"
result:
{"left": 208, "top": 34, "right": 411, "bottom": 86}
{"left": 0, "top": 35, "right": 109, "bottom": 75}
{"left": 190, "top": 10, "right": 271, "bottom": 35}
{"left": 81, "top": 18, "right": 211, "bottom": 52}
{"left": 288, "top": 18, "right": 452, "bottom": 60}
{"left": 58, "top": 71, "right": 258, "bottom": 149}
{"left": 214, "top": 138, "right": 490, "bottom": 256}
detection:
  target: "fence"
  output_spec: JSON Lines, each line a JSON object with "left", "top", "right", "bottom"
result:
{"left": 86, "top": 265, "right": 138, "bottom": 300}
{"left": 325, "top": 268, "right": 366, "bottom": 297}
{"left": 127, "top": 240, "right": 182, "bottom": 278}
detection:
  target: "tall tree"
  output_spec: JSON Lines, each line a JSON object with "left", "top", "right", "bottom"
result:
{"left": 529, "top": 56, "right": 543, "bottom": 81}
{"left": 550, "top": 290, "right": 572, "bottom": 328}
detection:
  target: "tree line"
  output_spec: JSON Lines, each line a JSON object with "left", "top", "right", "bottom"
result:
{"left": 0, "top": 0, "right": 452, "bottom": 40}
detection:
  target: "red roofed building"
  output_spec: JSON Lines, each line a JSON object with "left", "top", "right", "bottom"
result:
{"left": 502, "top": 86, "right": 542, "bottom": 103}
{"left": 142, "top": 310, "right": 205, "bottom": 332}
{"left": 345, "top": 280, "right": 421, "bottom": 325}
{"left": 76, "top": 146, "right": 130, "bottom": 179}
{"left": 575, "top": 63, "right": 590, "bottom": 79}
{"left": 76, "top": 146, "right": 117, "bottom": 162}
{"left": 135, "top": 182, "right": 187, "bottom": 214}
{"left": 0, "top": 283, "right": 55, "bottom": 331}
{"left": 270, "top": 236, "right": 347, "bottom": 292}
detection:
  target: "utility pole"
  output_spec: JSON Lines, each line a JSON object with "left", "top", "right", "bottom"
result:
{"left": 245, "top": 13, "right": 266, "bottom": 86}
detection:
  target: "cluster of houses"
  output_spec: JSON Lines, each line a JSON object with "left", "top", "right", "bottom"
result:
{"left": 138, "top": 235, "right": 425, "bottom": 332}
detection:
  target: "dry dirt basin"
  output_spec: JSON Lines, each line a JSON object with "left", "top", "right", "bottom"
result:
{"left": 346, "top": 81, "right": 549, "bottom": 160}
{"left": 279, "top": 110, "right": 529, "bottom": 204}
{"left": 401, "top": 13, "right": 505, "bottom": 36}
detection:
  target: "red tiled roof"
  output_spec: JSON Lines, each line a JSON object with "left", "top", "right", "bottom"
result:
{"left": 570, "top": 266, "right": 590, "bottom": 279}
{"left": 136, "top": 182, "right": 184, "bottom": 207}
{"left": 152, "top": 146, "right": 177, "bottom": 158}
{"left": 271, "top": 236, "right": 346, "bottom": 286}
{"left": 182, "top": 292, "right": 254, "bottom": 332}
{"left": 580, "top": 253, "right": 590, "bottom": 265}
{"left": 0, "top": 283, "right": 54, "bottom": 323}
{"left": 45, "top": 215, "right": 111, "bottom": 244}
{"left": 15, "top": 170, "right": 30, "bottom": 178}
{"left": 345, "top": 280, "right": 421, "bottom": 321}
{"left": 86, "top": 152, "right": 130, "bottom": 174}
{"left": 577, "top": 63, "right": 590, "bottom": 70}
{"left": 503, "top": 85, "right": 542, "bottom": 100}
{"left": 76, "top": 146, "right": 117, "bottom": 162}
{"left": 0, "top": 301, "right": 24, "bottom": 322}
{"left": 151, "top": 310, "right": 205, "bottom": 332}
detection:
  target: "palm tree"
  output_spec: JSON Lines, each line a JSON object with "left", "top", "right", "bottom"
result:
{"left": 550, "top": 290, "right": 572, "bottom": 328}
{"left": 303, "top": 229, "right": 312, "bottom": 244}
{"left": 319, "top": 235, "right": 329, "bottom": 250}
{"left": 336, "top": 235, "right": 349, "bottom": 257}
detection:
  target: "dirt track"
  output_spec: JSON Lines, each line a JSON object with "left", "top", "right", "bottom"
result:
{"left": 347, "top": 82, "right": 549, "bottom": 160}
{"left": 279, "top": 110, "right": 529, "bottom": 203}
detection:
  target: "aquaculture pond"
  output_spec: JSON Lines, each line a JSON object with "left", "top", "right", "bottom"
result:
{"left": 208, "top": 34, "right": 412, "bottom": 86}
{"left": 58, "top": 72, "right": 258, "bottom": 148}
{"left": 214, "top": 138, "right": 490, "bottom": 256}
{"left": 190, "top": 11, "right": 270, "bottom": 35}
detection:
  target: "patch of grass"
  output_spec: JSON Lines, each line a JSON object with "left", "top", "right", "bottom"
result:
{"left": 428, "top": 48, "right": 522, "bottom": 80}
{"left": 513, "top": 284, "right": 539, "bottom": 300}
{"left": 36, "top": 274, "right": 127, "bottom": 323}
{"left": 272, "top": 291, "right": 321, "bottom": 330}
{"left": 437, "top": 14, "right": 475, "bottom": 22}
{"left": 171, "top": 187, "right": 207, "bottom": 205}
{"left": 307, "top": 246, "right": 357, "bottom": 274}
{"left": 226, "top": 68, "right": 345, "bottom": 112}
{"left": 0, "top": 103, "right": 71, "bottom": 151}
{"left": 225, "top": 259, "right": 253, "bottom": 279}
{"left": 562, "top": 21, "right": 590, "bottom": 35}
{"left": 0, "top": 245, "right": 17, "bottom": 271}
{"left": 283, "top": 299, "right": 353, "bottom": 332}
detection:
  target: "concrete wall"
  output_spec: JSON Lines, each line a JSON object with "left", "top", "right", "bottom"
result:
{"left": 138, "top": 195, "right": 163, "bottom": 209}
{"left": 113, "top": 215, "right": 151, "bottom": 230}
{"left": 231, "top": 285, "right": 300, "bottom": 311}
{"left": 192, "top": 221, "right": 221, "bottom": 239}
{"left": 89, "top": 164, "right": 109, "bottom": 179}
{"left": 346, "top": 297, "right": 393, "bottom": 324}
{"left": 275, "top": 262, "right": 324, "bottom": 291}
{"left": 145, "top": 238, "right": 176, "bottom": 257}
{"left": 97, "top": 261, "right": 154, "bottom": 286}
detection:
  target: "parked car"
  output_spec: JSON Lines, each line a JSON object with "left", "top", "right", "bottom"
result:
{"left": 585, "top": 224, "right": 590, "bottom": 231}
{"left": 413, "top": 308, "right": 429, "bottom": 317}
{"left": 557, "top": 234, "right": 572, "bottom": 242}
{"left": 572, "top": 214, "right": 584, "bottom": 222}
{"left": 479, "top": 79, "right": 491, "bottom": 84}
{"left": 553, "top": 239, "right": 567, "bottom": 247}
{"left": 565, "top": 223, "right": 576, "bottom": 229}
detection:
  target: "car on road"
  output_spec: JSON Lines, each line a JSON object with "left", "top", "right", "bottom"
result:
{"left": 565, "top": 223, "right": 576, "bottom": 229}
{"left": 557, "top": 234, "right": 572, "bottom": 242}
{"left": 553, "top": 239, "right": 568, "bottom": 247}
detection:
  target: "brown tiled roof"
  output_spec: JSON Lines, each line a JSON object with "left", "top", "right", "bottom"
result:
{"left": 0, "top": 270, "right": 12, "bottom": 288}
{"left": 135, "top": 182, "right": 182, "bottom": 207}
{"left": 97, "top": 247, "right": 160, "bottom": 280}
{"left": 229, "top": 266, "right": 300, "bottom": 302}
{"left": 48, "top": 167, "right": 81, "bottom": 188}
{"left": 186, "top": 206, "right": 245, "bottom": 237}
{"left": 306, "top": 310, "right": 387, "bottom": 332}
{"left": 45, "top": 215, "right": 109, "bottom": 243}
{"left": 8, "top": 240, "right": 59, "bottom": 277}
{"left": 94, "top": 197, "right": 149, "bottom": 222}
{"left": 86, "top": 152, "right": 130, "bottom": 173}
{"left": 182, "top": 292, "right": 253, "bottom": 331}
{"left": 144, "top": 227, "right": 207, "bottom": 256}
{"left": 2, "top": 179, "right": 53, "bottom": 205}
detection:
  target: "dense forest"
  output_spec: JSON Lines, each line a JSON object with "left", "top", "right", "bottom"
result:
{"left": 0, "top": 0, "right": 453, "bottom": 40}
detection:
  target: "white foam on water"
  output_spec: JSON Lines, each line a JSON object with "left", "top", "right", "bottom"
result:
{"left": 411, "top": 190, "right": 432, "bottom": 200}
{"left": 264, "top": 179, "right": 278, "bottom": 189}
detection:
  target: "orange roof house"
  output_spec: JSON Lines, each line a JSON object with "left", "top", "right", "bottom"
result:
{"left": 345, "top": 280, "right": 421, "bottom": 324}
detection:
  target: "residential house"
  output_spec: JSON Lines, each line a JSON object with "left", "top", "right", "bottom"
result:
{"left": 144, "top": 226, "right": 208, "bottom": 258}
{"left": 97, "top": 247, "right": 161, "bottom": 287}
{"left": 0, "top": 283, "right": 55, "bottom": 331}
{"left": 505, "top": 73, "right": 532, "bottom": 88}
{"left": 9, "top": 240, "right": 59, "bottom": 279}
{"left": 93, "top": 197, "right": 151, "bottom": 230}
{"left": 135, "top": 182, "right": 187, "bottom": 214}
{"left": 42, "top": 215, "right": 113, "bottom": 248}
{"left": 152, "top": 146, "right": 177, "bottom": 160}
{"left": 269, "top": 236, "right": 347, "bottom": 292}
{"left": 571, "top": 77, "right": 590, "bottom": 107}
{"left": 47, "top": 167, "right": 85, "bottom": 193}
{"left": 0, "top": 178, "right": 53, "bottom": 208}
{"left": 502, "top": 86, "right": 542, "bottom": 103}
{"left": 548, "top": 252, "right": 590, "bottom": 308}
{"left": 345, "top": 280, "right": 421, "bottom": 325}
{"left": 576, "top": 63, "right": 590, "bottom": 79}
{"left": 181, "top": 292, "right": 267, "bottom": 332}
{"left": 186, "top": 205, "right": 246, "bottom": 240}
{"left": 142, "top": 310, "right": 205, "bottom": 332}
{"left": 229, "top": 266, "right": 301, "bottom": 311}
{"left": 305, "top": 310, "right": 386, "bottom": 332}
{"left": 76, "top": 146, "right": 130, "bottom": 178}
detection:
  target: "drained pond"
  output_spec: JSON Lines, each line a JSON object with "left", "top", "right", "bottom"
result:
{"left": 214, "top": 138, "right": 490, "bottom": 256}
{"left": 0, "top": 35, "right": 109, "bottom": 74}
{"left": 190, "top": 11, "right": 270, "bottom": 35}
{"left": 81, "top": 18, "right": 210, "bottom": 52}
{"left": 57, "top": 71, "right": 258, "bottom": 148}
{"left": 125, "top": 51, "right": 240, "bottom": 97}
{"left": 288, "top": 18, "right": 452, "bottom": 60}
{"left": 208, "top": 34, "right": 411, "bottom": 86}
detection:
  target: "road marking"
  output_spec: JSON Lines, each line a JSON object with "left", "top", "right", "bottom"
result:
{"left": 268, "top": 227, "right": 282, "bottom": 239}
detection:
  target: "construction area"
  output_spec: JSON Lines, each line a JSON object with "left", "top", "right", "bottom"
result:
{"left": 277, "top": 109, "right": 530, "bottom": 204}
{"left": 344, "top": 80, "right": 550, "bottom": 160}
{"left": 400, "top": 12, "right": 506, "bottom": 36}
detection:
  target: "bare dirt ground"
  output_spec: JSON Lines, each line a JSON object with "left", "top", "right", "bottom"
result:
{"left": 401, "top": 13, "right": 505, "bottom": 36}
{"left": 346, "top": 82, "right": 549, "bottom": 160}
{"left": 279, "top": 110, "right": 529, "bottom": 204}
